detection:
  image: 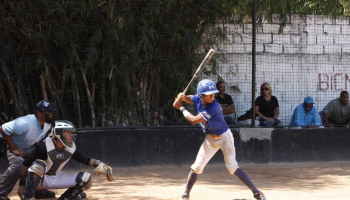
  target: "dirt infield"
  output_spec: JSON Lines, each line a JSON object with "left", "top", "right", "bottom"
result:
{"left": 7, "top": 162, "right": 350, "bottom": 200}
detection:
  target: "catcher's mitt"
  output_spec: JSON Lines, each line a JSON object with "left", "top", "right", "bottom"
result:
{"left": 94, "top": 163, "right": 113, "bottom": 182}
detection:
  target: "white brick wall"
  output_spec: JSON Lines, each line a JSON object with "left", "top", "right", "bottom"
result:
{"left": 317, "top": 35, "right": 334, "bottom": 44}
{"left": 342, "top": 26, "right": 350, "bottom": 34}
{"left": 201, "top": 14, "right": 350, "bottom": 125}
{"left": 335, "top": 35, "right": 350, "bottom": 44}
{"left": 324, "top": 25, "right": 341, "bottom": 35}
{"left": 273, "top": 34, "right": 291, "bottom": 44}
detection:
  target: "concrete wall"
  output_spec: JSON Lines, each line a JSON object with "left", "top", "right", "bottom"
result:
{"left": 1, "top": 127, "right": 349, "bottom": 172}
{"left": 201, "top": 14, "right": 350, "bottom": 125}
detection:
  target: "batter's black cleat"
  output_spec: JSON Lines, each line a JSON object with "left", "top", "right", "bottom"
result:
{"left": 180, "top": 194, "right": 189, "bottom": 200}
{"left": 254, "top": 191, "right": 266, "bottom": 200}
{"left": 34, "top": 189, "right": 55, "bottom": 199}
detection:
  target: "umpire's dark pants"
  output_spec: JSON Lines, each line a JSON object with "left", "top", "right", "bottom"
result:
{"left": 0, "top": 145, "right": 36, "bottom": 196}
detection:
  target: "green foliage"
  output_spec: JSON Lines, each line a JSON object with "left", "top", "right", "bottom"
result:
{"left": 0, "top": 0, "right": 237, "bottom": 126}
{"left": 0, "top": 0, "right": 347, "bottom": 126}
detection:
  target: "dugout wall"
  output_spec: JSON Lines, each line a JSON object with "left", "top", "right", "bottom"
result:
{"left": 2, "top": 127, "right": 348, "bottom": 172}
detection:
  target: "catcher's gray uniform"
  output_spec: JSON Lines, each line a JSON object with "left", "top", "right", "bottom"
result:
{"left": 21, "top": 137, "right": 93, "bottom": 200}
{"left": 19, "top": 120, "right": 113, "bottom": 200}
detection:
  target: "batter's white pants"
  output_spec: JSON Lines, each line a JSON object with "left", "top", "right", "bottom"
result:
{"left": 191, "top": 129, "right": 239, "bottom": 175}
{"left": 36, "top": 171, "right": 82, "bottom": 189}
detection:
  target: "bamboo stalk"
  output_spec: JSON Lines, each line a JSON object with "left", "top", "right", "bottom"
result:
{"left": 73, "top": 78, "right": 82, "bottom": 128}
{"left": 0, "top": 79, "right": 8, "bottom": 114}
{"left": 0, "top": 59, "right": 22, "bottom": 117}
{"left": 77, "top": 59, "right": 96, "bottom": 127}
{"left": 40, "top": 75, "right": 48, "bottom": 100}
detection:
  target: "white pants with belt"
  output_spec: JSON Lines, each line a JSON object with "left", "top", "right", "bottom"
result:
{"left": 191, "top": 129, "right": 239, "bottom": 175}
{"left": 36, "top": 171, "right": 80, "bottom": 189}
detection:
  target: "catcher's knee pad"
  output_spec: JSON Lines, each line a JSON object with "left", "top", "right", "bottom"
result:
{"left": 23, "top": 160, "right": 46, "bottom": 200}
{"left": 28, "top": 159, "right": 46, "bottom": 177}
{"left": 76, "top": 172, "right": 92, "bottom": 190}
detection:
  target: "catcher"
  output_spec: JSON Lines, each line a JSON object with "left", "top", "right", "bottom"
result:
{"left": 17, "top": 120, "right": 113, "bottom": 200}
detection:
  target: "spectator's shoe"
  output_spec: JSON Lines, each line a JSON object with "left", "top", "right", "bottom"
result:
{"left": 254, "top": 191, "right": 266, "bottom": 200}
{"left": 0, "top": 196, "right": 9, "bottom": 200}
{"left": 34, "top": 189, "right": 55, "bottom": 199}
{"left": 180, "top": 194, "right": 189, "bottom": 200}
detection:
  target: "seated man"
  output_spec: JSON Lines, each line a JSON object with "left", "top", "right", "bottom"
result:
{"left": 322, "top": 91, "right": 350, "bottom": 128}
{"left": 18, "top": 120, "right": 113, "bottom": 200}
{"left": 215, "top": 81, "right": 239, "bottom": 125}
{"left": 289, "top": 96, "right": 320, "bottom": 128}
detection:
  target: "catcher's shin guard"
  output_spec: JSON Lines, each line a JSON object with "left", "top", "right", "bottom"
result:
{"left": 22, "top": 172, "right": 43, "bottom": 200}
{"left": 23, "top": 160, "right": 46, "bottom": 200}
{"left": 58, "top": 172, "right": 91, "bottom": 200}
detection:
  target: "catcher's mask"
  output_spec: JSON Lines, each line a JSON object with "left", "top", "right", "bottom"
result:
{"left": 52, "top": 120, "right": 77, "bottom": 148}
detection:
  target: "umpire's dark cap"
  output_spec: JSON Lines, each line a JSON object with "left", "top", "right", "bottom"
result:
{"left": 35, "top": 100, "right": 57, "bottom": 113}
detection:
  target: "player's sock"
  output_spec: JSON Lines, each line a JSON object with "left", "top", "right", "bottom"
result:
{"left": 184, "top": 170, "right": 198, "bottom": 196}
{"left": 234, "top": 168, "right": 259, "bottom": 194}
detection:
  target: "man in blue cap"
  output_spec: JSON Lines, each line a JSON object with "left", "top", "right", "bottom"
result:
{"left": 289, "top": 96, "right": 320, "bottom": 128}
{"left": 0, "top": 100, "right": 57, "bottom": 200}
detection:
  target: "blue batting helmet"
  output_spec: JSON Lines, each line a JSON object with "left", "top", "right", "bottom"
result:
{"left": 197, "top": 79, "right": 219, "bottom": 98}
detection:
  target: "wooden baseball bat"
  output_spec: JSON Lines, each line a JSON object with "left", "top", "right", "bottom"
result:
{"left": 182, "top": 49, "right": 215, "bottom": 95}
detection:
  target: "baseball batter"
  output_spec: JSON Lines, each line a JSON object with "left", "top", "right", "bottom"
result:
{"left": 173, "top": 79, "right": 266, "bottom": 200}
{"left": 17, "top": 120, "right": 113, "bottom": 200}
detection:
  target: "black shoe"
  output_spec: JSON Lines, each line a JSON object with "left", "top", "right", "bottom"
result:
{"left": 34, "top": 190, "right": 55, "bottom": 199}
{"left": 0, "top": 196, "right": 9, "bottom": 200}
{"left": 80, "top": 192, "right": 86, "bottom": 199}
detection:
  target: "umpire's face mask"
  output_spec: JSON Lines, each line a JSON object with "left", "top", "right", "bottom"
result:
{"left": 44, "top": 112, "right": 54, "bottom": 124}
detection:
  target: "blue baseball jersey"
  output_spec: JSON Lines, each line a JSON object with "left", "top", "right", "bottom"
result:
{"left": 191, "top": 94, "right": 228, "bottom": 135}
{"left": 1, "top": 114, "right": 51, "bottom": 149}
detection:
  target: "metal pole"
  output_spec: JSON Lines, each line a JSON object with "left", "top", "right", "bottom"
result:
{"left": 252, "top": 0, "right": 256, "bottom": 128}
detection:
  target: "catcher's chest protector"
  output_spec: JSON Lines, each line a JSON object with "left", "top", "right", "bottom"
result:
{"left": 44, "top": 137, "right": 76, "bottom": 175}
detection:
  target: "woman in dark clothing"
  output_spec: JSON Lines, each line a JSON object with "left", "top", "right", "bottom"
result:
{"left": 255, "top": 82, "right": 284, "bottom": 127}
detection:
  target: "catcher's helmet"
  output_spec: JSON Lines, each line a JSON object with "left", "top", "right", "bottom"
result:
{"left": 52, "top": 120, "right": 77, "bottom": 148}
{"left": 197, "top": 79, "right": 219, "bottom": 98}
{"left": 35, "top": 100, "right": 57, "bottom": 114}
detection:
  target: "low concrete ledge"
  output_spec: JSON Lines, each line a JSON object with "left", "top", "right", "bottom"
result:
{"left": 1, "top": 127, "right": 349, "bottom": 172}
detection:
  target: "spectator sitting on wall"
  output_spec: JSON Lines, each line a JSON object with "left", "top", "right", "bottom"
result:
{"left": 289, "top": 96, "right": 320, "bottom": 128}
{"left": 255, "top": 82, "right": 283, "bottom": 127}
{"left": 322, "top": 91, "right": 350, "bottom": 128}
{"left": 215, "top": 81, "right": 239, "bottom": 126}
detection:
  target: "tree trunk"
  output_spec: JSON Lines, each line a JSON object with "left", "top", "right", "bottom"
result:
{"left": 0, "top": 59, "right": 22, "bottom": 117}
{"left": 77, "top": 61, "right": 96, "bottom": 127}
{"left": 153, "top": 66, "right": 162, "bottom": 125}
{"left": 101, "top": 57, "right": 106, "bottom": 127}
{"left": 122, "top": 68, "right": 134, "bottom": 126}
{"left": 44, "top": 64, "right": 66, "bottom": 119}
{"left": 27, "top": 75, "right": 35, "bottom": 112}
{"left": 16, "top": 74, "right": 30, "bottom": 114}
{"left": 73, "top": 78, "right": 82, "bottom": 128}
{"left": 0, "top": 79, "right": 8, "bottom": 116}
{"left": 60, "top": 64, "right": 67, "bottom": 103}
{"left": 39, "top": 75, "right": 48, "bottom": 100}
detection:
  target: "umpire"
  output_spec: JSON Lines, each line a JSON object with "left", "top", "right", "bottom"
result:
{"left": 0, "top": 100, "right": 57, "bottom": 200}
